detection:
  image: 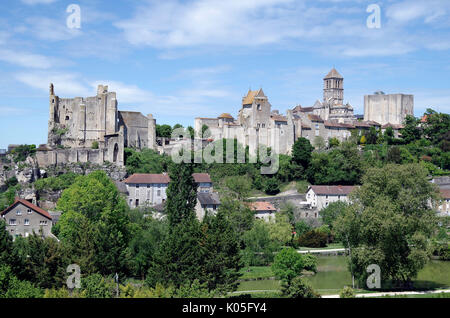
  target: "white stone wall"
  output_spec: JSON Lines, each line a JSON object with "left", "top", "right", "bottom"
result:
{"left": 364, "top": 94, "right": 414, "bottom": 125}
{"left": 126, "top": 183, "right": 168, "bottom": 208}
{"left": 305, "top": 188, "right": 350, "bottom": 211}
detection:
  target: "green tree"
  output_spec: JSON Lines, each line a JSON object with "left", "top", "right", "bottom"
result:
{"left": 401, "top": 115, "right": 422, "bottom": 144}
{"left": 313, "top": 136, "right": 326, "bottom": 151}
{"left": 334, "top": 164, "right": 440, "bottom": 288}
{"left": 264, "top": 177, "right": 280, "bottom": 195}
{"left": 267, "top": 213, "right": 292, "bottom": 246}
{"left": 328, "top": 137, "right": 340, "bottom": 148}
{"left": 81, "top": 274, "right": 114, "bottom": 298}
{"left": 165, "top": 162, "right": 198, "bottom": 226}
{"left": 224, "top": 175, "right": 252, "bottom": 201}
{"left": 292, "top": 137, "right": 314, "bottom": 169}
{"left": 271, "top": 248, "right": 317, "bottom": 289}
{"left": 201, "top": 211, "right": 242, "bottom": 292}
{"left": 320, "top": 201, "right": 347, "bottom": 230}
{"left": 20, "top": 234, "right": 67, "bottom": 289}
{"left": 156, "top": 124, "right": 173, "bottom": 138}
{"left": 242, "top": 220, "right": 279, "bottom": 266}
{"left": 284, "top": 276, "right": 320, "bottom": 298}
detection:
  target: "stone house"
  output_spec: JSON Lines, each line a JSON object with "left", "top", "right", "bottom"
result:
{"left": 305, "top": 185, "right": 355, "bottom": 211}
{"left": 249, "top": 201, "right": 277, "bottom": 221}
{"left": 124, "top": 173, "right": 214, "bottom": 209}
{"left": 1, "top": 198, "right": 53, "bottom": 239}
{"left": 195, "top": 192, "right": 221, "bottom": 220}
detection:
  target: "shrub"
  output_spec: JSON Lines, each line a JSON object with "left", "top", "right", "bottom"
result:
{"left": 297, "top": 230, "right": 328, "bottom": 248}
{"left": 339, "top": 286, "right": 355, "bottom": 298}
{"left": 284, "top": 276, "right": 320, "bottom": 298}
{"left": 91, "top": 141, "right": 99, "bottom": 149}
{"left": 264, "top": 178, "right": 280, "bottom": 195}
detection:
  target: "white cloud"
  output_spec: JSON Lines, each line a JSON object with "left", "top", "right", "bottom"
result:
{"left": 386, "top": 0, "right": 450, "bottom": 25}
{"left": 0, "top": 49, "right": 54, "bottom": 69}
{"left": 90, "top": 81, "right": 155, "bottom": 104}
{"left": 21, "top": 0, "right": 58, "bottom": 4}
{"left": 24, "top": 17, "right": 81, "bottom": 41}
{"left": 15, "top": 72, "right": 90, "bottom": 97}
{"left": 0, "top": 106, "right": 28, "bottom": 116}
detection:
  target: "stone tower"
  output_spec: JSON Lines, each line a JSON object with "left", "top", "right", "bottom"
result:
{"left": 323, "top": 68, "right": 344, "bottom": 106}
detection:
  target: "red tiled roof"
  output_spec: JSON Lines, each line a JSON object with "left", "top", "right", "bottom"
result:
{"left": 124, "top": 173, "right": 212, "bottom": 184}
{"left": 271, "top": 115, "right": 288, "bottom": 122}
{"left": 440, "top": 189, "right": 450, "bottom": 199}
{"left": 218, "top": 113, "right": 234, "bottom": 119}
{"left": 249, "top": 201, "right": 277, "bottom": 212}
{"left": 124, "top": 173, "right": 170, "bottom": 184}
{"left": 324, "top": 121, "right": 355, "bottom": 129}
{"left": 308, "top": 114, "right": 324, "bottom": 122}
{"left": 309, "top": 185, "right": 355, "bottom": 196}
{"left": 192, "top": 173, "right": 212, "bottom": 183}
{"left": 293, "top": 105, "right": 314, "bottom": 113}
{"left": 1, "top": 198, "right": 52, "bottom": 220}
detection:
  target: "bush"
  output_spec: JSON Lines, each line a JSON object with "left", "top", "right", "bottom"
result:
{"left": 91, "top": 141, "right": 99, "bottom": 149}
{"left": 11, "top": 145, "right": 36, "bottom": 163}
{"left": 81, "top": 274, "right": 115, "bottom": 298}
{"left": 284, "top": 276, "right": 320, "bottom": 298}
{"left": 297, "top": 230, "right": 328, "bottom": 248}
{"left": 339, "top": 286, "right": 355, "bottom": 298}
{"left": 264, "top": 178, "right": 280, "bottom": 195}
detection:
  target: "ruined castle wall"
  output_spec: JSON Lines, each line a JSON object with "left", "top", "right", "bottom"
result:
{"left": 49, "top": 87, "right": 118, "bottom": 149}
{"left": 118, "top": 111, "right": 149, "bottom": 149}
{"left": 364, "top": 94, "right": 414, "bottom": 125}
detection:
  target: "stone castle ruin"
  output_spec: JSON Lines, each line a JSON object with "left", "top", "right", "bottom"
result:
{"left": 34, "top": 68, "right": 413, "bottom": 168}
{"left": 36, "top": 84, "right": 156, "bottom": 167}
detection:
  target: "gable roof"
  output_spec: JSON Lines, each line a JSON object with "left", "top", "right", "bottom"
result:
{"left": 324, "top": 68, "right": 343, "bottom": 79}
{"left": 124, "top": 173, "right": 170, "bottom": 184}
{"left": 308, "top": 114, "right": 324, "bottom": 122}
{"left": 242, "top": 88, "right": 264, "bottom": 105}
{"left": 218, "top": 113, "right": 234, "bottom": 119}
{"left": 271, "top": 115, "right": 288, "bottom": 122}
{"left": 197, "top": 192, "right": 221, "bottom": 205}
{"left": 124, "top": 173, "right": 212, "bottom": 184}
{"left": 440, "top": 189, "right": 450, "bottom": 199}
{"left": 1, "top": 198, "right": 52, "bottom": 220}
{"left": 249, "top": 201, "right": 277, "bottom": 212}
{"left": 192, "top": 173, "right": 212, "bottom": 183}
{"left": 309, "top": 185, "right": 355, "bottom": 196}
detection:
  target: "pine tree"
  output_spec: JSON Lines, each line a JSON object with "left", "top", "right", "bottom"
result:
{"left": 148, "top": 162, "right": 204, "bottom": 288}
{"left": 165, "top": 162, "right": 198, "bottom": 227}
{"left": 201, "top": 211, "right": 242, "bottom": 293}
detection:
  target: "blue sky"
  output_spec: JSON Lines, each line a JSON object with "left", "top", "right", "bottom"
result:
{"left": 0, "top": 0, "right": 449, "bottom": 149}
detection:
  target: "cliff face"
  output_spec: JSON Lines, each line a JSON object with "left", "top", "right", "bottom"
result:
{"left": 1, "top": 154, "right": 127, "bottom": 211}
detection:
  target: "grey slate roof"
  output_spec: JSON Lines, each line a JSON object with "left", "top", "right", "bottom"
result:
{"left": 197, "top": 192, "right": 221, "bottom": 205}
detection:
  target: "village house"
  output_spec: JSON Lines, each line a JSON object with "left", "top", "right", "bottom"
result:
{"left": 304, "top": 185, "right": 356, "bottom": 211}
{"left": 249, "top": 201, "right": 277, "bottom": 221}
{"left": 1, "top": 198, "right": 53, "bottom": 239}
{"left": 195, "top": 192, "right": 221, "bottom": 220}
{"left": 124, "top": 172, "right": 214, "bottom": 209}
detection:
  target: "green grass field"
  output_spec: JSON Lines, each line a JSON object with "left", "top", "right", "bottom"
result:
{"left": 297, "top": 243, "right": 345, "bottom": 251}
{"left": 237, "top": 256, "right": 450, "bottom": 296}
